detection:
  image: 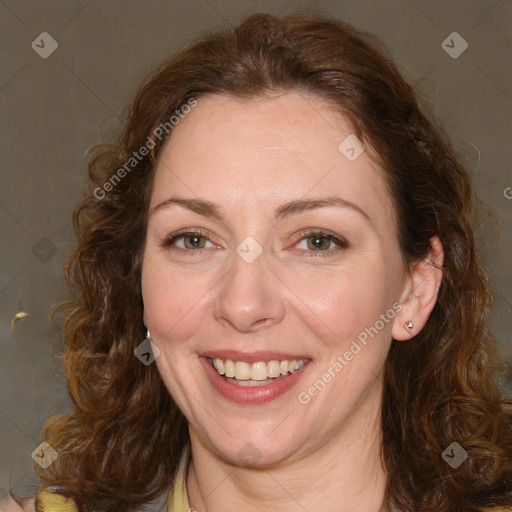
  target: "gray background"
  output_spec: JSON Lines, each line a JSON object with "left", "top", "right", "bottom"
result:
{"left": 1, "top": 0, "right": 511, "bottom": 500}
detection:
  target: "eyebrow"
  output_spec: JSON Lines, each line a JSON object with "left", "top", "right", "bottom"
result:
{"left": 149, "top": 196, "right": 371, "bottom": 223}
{"left": 275, "top": 197, "right": 371, "bottom": 223}
{"left": 149, "top": 197, "right": 223, "bottom": 220}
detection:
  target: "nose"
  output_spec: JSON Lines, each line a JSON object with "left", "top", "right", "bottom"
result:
{"left": 213, "top": 250, "right": 286, "bottom": 333}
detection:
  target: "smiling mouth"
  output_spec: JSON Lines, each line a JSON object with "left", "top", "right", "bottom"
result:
{"left": 208, "top": 357, "right": 309, "bottom": 387}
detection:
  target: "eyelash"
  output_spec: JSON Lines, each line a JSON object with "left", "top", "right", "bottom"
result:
{"left": 291, "top": 229, "right": 349, "bottom": 258}
{"left": 160, "top": 228, "right": 214, "bottom": 256}
{"left": 160, "top": 228, "right": 349, "bottom": 257}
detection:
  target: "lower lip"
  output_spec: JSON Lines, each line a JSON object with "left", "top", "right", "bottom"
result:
{"left": 200, "top": 357, "right": 311, "bottom": 404}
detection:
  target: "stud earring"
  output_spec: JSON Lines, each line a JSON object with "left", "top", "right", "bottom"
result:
{"left": 405, "top": 321, "right": 414, "bottom": 330}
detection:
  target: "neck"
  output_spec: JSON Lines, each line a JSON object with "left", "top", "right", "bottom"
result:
{"left": 186, "top": 381, "right": 389, "bottom": 512}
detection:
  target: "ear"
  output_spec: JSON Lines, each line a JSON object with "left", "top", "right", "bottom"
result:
{"left": 392, "top": 236, "right": 444, "bottom": 341}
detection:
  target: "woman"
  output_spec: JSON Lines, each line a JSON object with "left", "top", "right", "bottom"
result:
{"left": 13, "top": 11, "right": 512, "bottom": 512}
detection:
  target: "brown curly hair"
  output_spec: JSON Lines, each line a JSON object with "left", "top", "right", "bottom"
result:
{"left": 34, "top": 11, "right": 512, "bottom": 512}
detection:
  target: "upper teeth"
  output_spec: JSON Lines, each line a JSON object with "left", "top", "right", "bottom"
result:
{"left": 211, "top": 358, "right": 306, "bottom": 380}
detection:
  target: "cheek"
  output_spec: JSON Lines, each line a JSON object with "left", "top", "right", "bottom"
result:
{"left": 288, "top": 262, "right": 392, "bottom": 349}
{"left": 141, "top": 255, "right": 214, "bottom": 344}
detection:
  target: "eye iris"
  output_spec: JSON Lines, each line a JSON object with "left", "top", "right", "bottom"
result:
{"left": 308, "top": 235, "right": 330, "bottom": 250}
{"left": 184, "top": 234, "right": 205, "bottom": 249}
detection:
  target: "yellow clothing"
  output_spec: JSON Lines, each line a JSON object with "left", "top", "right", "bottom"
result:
{"left": 167, "top": 443, "right": 191, "bottom": 512}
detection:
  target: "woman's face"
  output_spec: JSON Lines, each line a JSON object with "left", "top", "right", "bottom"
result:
{"left": 141, "top": 92, "right": 412, "bottom": 466}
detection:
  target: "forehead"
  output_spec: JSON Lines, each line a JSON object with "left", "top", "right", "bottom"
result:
{"left": 150, "top": 92, "right": 394, "bottom": 229}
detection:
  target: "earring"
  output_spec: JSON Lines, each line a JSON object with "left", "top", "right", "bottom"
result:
{"left": 145, "top": 329, "right": 151, "bottom": 341}
{"left": 405, "top": 321, "right": 414, "bottom": 330}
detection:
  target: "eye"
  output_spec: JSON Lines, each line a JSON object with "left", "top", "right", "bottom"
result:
{"left": 294, "top": 230, "right": 348, "bottom": 255}
{"left": 161, "top": 229, "right": 217, "bottom": 250}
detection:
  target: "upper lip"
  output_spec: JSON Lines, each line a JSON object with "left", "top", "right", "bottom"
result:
{"left": 200, "top": 350, "right": 312, "bottom": 363}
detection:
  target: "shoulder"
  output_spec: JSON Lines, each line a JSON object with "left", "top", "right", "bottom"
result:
{"left": 35, "top": 491, "right": 77, "bottom": 512}
{"left": 3, "top": 491, "right": 77, "bottom": 512}
{"left": 0, "top": 492, "right": 76, "bottom": 512}
{"left": 0, "top": 497, "right": 35, "bottom": 512}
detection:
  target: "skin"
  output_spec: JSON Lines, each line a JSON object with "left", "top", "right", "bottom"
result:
{"left": 0, "top": 498, "right": 34, "bottom": 511}
{"left": 141, "top": 91, "right": 443, "bottom": 512}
